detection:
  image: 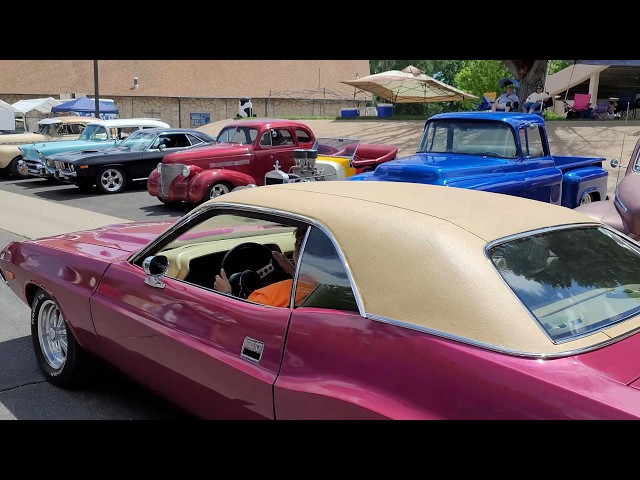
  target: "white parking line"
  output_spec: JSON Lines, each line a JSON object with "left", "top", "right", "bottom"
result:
{"left": 0, "top": 190, "right": 130, "bottom": 240}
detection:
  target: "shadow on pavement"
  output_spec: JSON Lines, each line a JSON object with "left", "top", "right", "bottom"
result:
{"left": 140, "top": 202, "right": 193, "bottom": 217}
{"left": 0, "top": 336, "right": 195, "bottom": 420}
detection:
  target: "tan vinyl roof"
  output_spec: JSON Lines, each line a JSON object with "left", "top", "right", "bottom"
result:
{"left": 0, "top": 60, "right": 371, "bottom": 99}
{"left": 210, "top": 181, "right": 612, "bottom": 356}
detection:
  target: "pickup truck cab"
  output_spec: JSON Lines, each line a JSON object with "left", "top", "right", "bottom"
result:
{"left": 348, "top": 112, "right": 609, "bottom": 208}
{"left": 17, "top": 118, "right": 170, "bottom": 179}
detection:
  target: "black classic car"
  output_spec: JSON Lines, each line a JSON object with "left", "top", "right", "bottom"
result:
{"left": 47, "top": 127, "right": 215, "bottom": 194}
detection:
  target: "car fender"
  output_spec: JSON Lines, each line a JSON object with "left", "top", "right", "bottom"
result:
{"left": 0, "top": 145, "right": 22, "bottom": 168}
{"left": 188, "top": 169, "right": 257, "bottom": 203}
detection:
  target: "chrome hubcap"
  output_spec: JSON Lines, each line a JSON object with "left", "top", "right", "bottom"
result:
{"left": 209, "top": 184, "right": 230, "bottom": 199}
{"left": 580, "top": 194, "right": 592, "bottom": 205}
{"left": 100, "top": 169, "right": 124, "bottom": 192}
{"left": 38, "top": 299, "right": 68, "bottom": 370}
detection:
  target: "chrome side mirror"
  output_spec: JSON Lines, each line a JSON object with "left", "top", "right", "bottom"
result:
{"left": 143, "top": 255, "right": 169, "bottom": 288}
{"left": 611, "top": 158, "right": 620, "bottom": 168}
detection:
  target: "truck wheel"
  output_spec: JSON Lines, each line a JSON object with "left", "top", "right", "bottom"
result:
{"left": 580, "top": 193, "right": 593, "bottom": 205}
{"left": 96, "top": 167, "right": 127, "bottom": 194}
{"left": 206, "top": 182, "right": 232, "bottom": 201}
{"left": 31, "top": 288, "right": 90, "bottom": 388}
{"left": 9, "top": 156, "right": 29, "bottom": 179}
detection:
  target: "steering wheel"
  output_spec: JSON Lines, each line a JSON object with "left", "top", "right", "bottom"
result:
{"left": 220, "top": 242, "right": 287, "bottom": 298}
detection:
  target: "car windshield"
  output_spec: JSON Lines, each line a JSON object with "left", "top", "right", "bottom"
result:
{"left": 419, "top": 120, "right": 518, "bottom": 158}
{"left": 216, "top": 126, "right": 259, "bottom": 144}
{"left": 314, "top": 137, "right": 361, "bottom": 160}
{"left": 78, "top": 124, "right": 108, "bottom": 141}
{"left": 118, "top": 130, "right": 157, "bottom": 151}
{"left": 489, "top": 226, "right": 640, "bottom": 343}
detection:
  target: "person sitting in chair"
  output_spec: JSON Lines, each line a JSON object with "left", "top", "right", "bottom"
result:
{"left": 521, "top": 85, "right": 550, "bottom": 114}
{"left": 492, "top": 84, "right": 519, "bottom": 112}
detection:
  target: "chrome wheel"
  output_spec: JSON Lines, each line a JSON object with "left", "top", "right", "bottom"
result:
{"left": 580, "top": 193, "right": 593, "bottom": 205}
{"left": 208, "top": 183, "right": 231, "bottom": 199}
{"left": 37, "top": 299, "right": 68, "bottom": 370}
{"left": 98, "top": 168, "right": 126, "bottom": 193}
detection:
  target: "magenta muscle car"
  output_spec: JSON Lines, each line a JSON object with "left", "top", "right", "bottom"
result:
{"left": 4, "top": 181, "right": 640, "bottom": 419}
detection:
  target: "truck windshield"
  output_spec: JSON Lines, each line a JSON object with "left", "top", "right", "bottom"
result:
{"left": 419, "top": 120, "right": 518, "bottom": 159}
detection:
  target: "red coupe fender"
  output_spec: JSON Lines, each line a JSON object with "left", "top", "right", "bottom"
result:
{"left": 351, "top": 144, "right": 398, "bottom": 173}
{"left": 188, "top": 168, "right": 258, "bottom": 203}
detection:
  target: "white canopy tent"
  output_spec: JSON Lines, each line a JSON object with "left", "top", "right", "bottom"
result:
{"left": 11, "top": 97, "right": 62, "bottom": 132}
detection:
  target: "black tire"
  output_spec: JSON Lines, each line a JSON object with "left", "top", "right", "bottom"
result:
{"left": 204, "top": 182, "right": 232, "bottom": 203}
{"left": 9, "top": 156, "right": 29, "bottom": 179}
{"left": 95, "top": 167, "right": 127, "bottom": 194}
{"left": 30, "top": 288, "right": 89, "bottom": 388}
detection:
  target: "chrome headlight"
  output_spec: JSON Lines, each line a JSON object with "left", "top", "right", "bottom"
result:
{"left": 182, "top": 165, "right": 190, "bottom": 178}
{"left": 156, "top": 163, "right": 162, "bottom": 173}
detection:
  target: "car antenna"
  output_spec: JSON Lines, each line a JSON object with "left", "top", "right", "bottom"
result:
{"left": 614, "top": 101, "right": 631, "bottom": 187}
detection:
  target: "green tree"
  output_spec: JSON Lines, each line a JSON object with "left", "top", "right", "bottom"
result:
{"left": 455, "top": 60, "right": 512, "bottom": 99}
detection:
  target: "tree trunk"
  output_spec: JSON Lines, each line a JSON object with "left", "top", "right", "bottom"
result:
{"left": 503, "top": 60, "right": 549, "bottom": 107}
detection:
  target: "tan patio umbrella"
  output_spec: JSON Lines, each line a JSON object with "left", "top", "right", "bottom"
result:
{"left": 341, "top": 65, "right": 478, "bottom": 103}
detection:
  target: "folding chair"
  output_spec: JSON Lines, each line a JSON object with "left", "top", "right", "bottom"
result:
{"left": 565, "top": 93, "right": 592, "bottom": 119}
{"left": 593, "top": 100, "right": 613, "bottom": 120}
{"left": 615, "top": 92, "right": 638, "bottom": 119}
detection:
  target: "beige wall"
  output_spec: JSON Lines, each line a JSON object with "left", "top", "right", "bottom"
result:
{"left": 1, "top": 93, "right": 368, "bottom": 128}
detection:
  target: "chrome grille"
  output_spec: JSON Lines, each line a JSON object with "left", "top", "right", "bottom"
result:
{"left": 47, "top": 159, "right": 73, "bottom": 171}
{"left": 160, "top": 164, "right": 184, "bottom": 197}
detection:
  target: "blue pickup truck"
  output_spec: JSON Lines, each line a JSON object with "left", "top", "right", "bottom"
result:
{"left": 348, "top": 112, "right": 609, "bottom": 208}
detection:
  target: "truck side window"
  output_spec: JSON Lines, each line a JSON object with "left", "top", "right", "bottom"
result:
{"left": 520, "top": 127, "right": 545, "bottom": 158}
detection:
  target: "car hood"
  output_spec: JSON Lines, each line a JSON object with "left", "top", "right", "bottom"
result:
{"left": 21, "top": 139, "right": 111, "bottom": 157}
{"left": 362, "top": 153, "right": 511, "bottom": 185}
{"left": 162, "top": 143, "right": 251, "bottom": 164}
{"left": 48, "top": 145, "right": 129, "bottom": 162}
{"left": 33, "top": 220, "right": 176, "bottom": 260}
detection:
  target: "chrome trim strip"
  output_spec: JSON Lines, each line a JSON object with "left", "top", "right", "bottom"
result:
{"left": 364, "top": 312, "right": 638, "bottom": 359}
{"left": 209, "top": 159, "right": 251, "bottom": 168}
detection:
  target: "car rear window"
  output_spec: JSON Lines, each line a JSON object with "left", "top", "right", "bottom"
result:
{"left": 488, "top": 226, "right": 640, "bottom": 343}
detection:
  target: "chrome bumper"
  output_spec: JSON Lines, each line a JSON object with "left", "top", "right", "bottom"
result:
{"left": 18, "top": 159, "right": 56, "bottom": 178}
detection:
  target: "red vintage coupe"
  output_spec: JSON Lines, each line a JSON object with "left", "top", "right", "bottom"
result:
{"left": 147, "top": 118, "right": 397, "bottom": 204}
{"left": 4, "top": 181, "right": 640, "bottom": 419}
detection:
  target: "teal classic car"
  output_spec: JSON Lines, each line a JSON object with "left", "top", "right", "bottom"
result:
{"left": 17, "top": 118, "right": 170, "bottom": 179}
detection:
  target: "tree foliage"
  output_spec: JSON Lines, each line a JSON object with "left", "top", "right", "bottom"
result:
{"left": 454, "top": 60, "right": 512, "bottom": 99}
{"left": 368, "top": 60, "right": 567, "bottom": 114}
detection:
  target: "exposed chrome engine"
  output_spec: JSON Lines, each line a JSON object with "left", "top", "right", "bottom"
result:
{"left": 264, "top": 149, "right": 328, "bottom": 185}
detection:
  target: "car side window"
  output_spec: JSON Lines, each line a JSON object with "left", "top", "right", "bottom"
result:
{"left": 294, "top": 128, "right": 312, "bottom": 143}
{"left": 294, "top": 226, "right": 358, "bottom": 312}
{"left": 260, "top": 131, "right": 272, "bottom": 146}
{"left": 186, "top": 133, "right": 207, "bottom": 146}
{"left": 69, "top": 123, "right": 85, "bottom": 135}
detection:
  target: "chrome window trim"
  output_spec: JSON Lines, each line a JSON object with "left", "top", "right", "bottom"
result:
{"left": 365, "top": 312, "right": 640, "bottom": 359}
{"left": 484, "top": 222, "right": 640, "bottom": 344}
{"left": 128, "top": 202, "right": 366, "bottom": 317}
